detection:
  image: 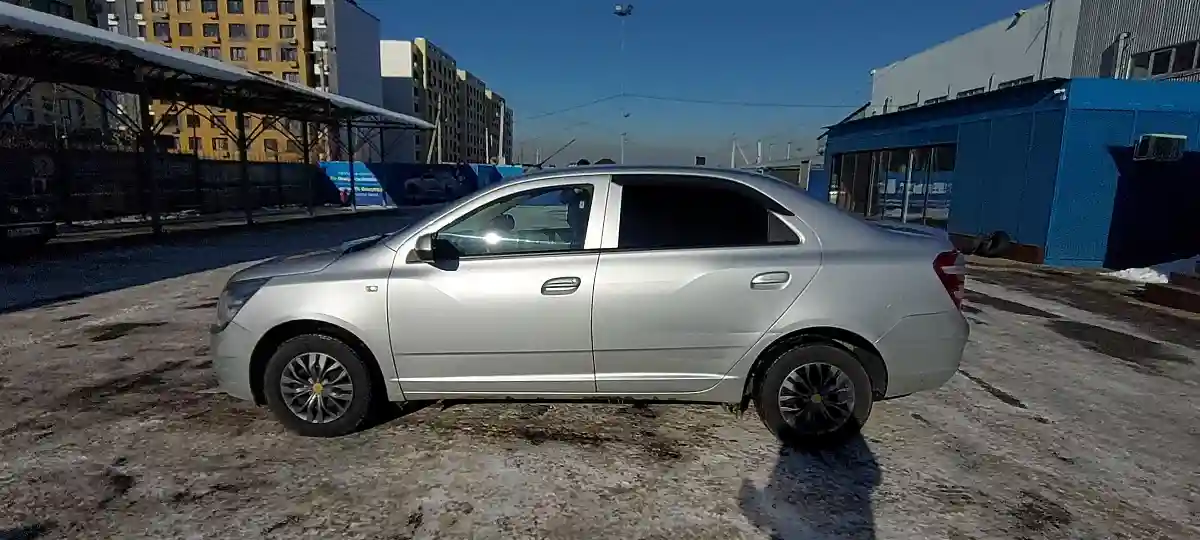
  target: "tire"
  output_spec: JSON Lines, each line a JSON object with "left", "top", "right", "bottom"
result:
{"left": 755, "top": 343, "right": 874, "bottom": 450}
{"left": 964, "top": 235, "right": 987, "bottom": 256}
{"left": 262, "top": 334, "right": 376, "bottom": 437}
{"left": 980, "top": 230, "right": 1013, "bottom": 258}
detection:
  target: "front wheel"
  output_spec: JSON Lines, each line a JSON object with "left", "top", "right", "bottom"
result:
{"left": 262, "top": 334, "right": 376, "bottom": 437}
{"left": 755, "top": 343, "right": 874, "bottom": 449}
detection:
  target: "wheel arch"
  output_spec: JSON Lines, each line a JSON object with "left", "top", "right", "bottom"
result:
{"left": 739, "top": 326, "right": 888, "bottom": 411}
{"left": 249, "top": 319, "right": 391, "bottom": 406}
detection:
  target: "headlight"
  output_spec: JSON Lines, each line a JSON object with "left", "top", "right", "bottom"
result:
{"left": 215, "top": 278, "right": 269, "bottom": 331}
{"left": 7, "top": 205, "right": 18, "bottom": 215}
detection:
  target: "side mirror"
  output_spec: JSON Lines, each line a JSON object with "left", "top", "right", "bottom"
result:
{"left": 412, "top": 233, "right": 435, "bottom": 262}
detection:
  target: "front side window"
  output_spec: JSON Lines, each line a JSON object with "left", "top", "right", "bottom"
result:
{"left": 613, "top": 175, "right": 798, "bottom": 250}
{"left": 436, "top": 185, "right": 594, "bottom": 257}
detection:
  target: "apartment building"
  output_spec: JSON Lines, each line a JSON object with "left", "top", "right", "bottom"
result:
{"left": 380, "top": 38, "right": 514, "bottom": 164}
{"left": 485, "top": 89, "right": 513, "bottom": 165}
{"left": 97, "top": 0, "right": 309, "bottom": 160}
{"left": 1, "top": 0, "right": 106, "bottom": 136}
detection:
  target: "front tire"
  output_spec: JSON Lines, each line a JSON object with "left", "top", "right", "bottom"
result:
{"left": 755, "top": 343, "right": 874, "bottom": 449}
{"left": 262, "top": 334, "right": 375, "bottom": 437}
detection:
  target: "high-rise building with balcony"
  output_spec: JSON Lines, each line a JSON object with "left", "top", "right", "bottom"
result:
{"left": 91, "top": 0, "right": 383, "bottom": 161}
{"left": 0, "top": 0, "right": 105, "bottom": 135}
{"left": 380, "top": 38, "right": 514, "bottom": 164}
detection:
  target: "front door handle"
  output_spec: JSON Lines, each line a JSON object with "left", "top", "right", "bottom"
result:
{"left": 751, "top": 271, "right": 791, "bottom": 290}
{"left": 541, "top": 276, "right": 582, "bottom": 296}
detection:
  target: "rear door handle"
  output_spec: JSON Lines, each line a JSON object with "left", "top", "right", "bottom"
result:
{"left": 751, "top": 271, "right": 791, "bottom": 290}
{"left": 541, "top": 276, "right": 582, "bottom": 295}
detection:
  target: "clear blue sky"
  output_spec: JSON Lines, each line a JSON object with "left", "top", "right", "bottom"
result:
{"left": 356, "top": 0, "right": 1035, "bottom": 164}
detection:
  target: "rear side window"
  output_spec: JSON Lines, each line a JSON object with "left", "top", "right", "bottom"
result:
{"left": 614, "top": 175, "right": 800, "bottom": 250}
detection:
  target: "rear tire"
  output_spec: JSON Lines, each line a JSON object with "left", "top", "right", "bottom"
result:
{"left": 262, "top": 334, "right": 376, "bottom": 437}
{"left": 981, "top": 230, "right": 1013, "bottom": 258}
{"left": 755, "top": 343, "right": 873, "bottom": 449}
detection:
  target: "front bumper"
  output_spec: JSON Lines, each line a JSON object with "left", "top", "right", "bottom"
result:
{"left": 875, "top": 310, "right": 970, "bottom": 398}
{"left": 210, "top": 321, "right": 258, "bottom": 402}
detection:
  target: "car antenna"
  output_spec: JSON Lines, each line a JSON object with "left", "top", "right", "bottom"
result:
{"left": 537, "top": 138, "right": 577, "bottom": 168}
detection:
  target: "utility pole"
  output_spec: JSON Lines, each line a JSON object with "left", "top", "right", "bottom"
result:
{"left": 730, "top": 137, "right": 737, "bottom": 168}
{"left": 498, "top": 101, "right": 507, "bottom": 165}
{"left": 756, "top": 140, "right": 763, "bottom": 165}
{"left": 614, "top": 4, "right": 634, "bottom": 164}
{"left": 786, "top": 141, "right": 792, "bottom": 160}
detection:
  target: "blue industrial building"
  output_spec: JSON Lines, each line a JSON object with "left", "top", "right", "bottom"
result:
{"left": 810, "top": 77, "right": 1200, "bottom": 269}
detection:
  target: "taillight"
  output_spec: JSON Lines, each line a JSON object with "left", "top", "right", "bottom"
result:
{"left": 934, "top": 250, "right": 966, "bottom": 309}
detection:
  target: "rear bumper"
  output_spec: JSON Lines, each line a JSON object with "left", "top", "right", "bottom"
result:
{"left": 875, "top": 310, "right": 969, "bottom": 398}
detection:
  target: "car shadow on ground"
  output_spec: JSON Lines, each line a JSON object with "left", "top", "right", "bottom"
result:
{"left": 739, "top": 434, "right": 880, "bottom": 540}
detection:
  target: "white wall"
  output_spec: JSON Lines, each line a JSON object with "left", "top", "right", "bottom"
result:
{"left": 329, "top": 0, "right": 384, "bottom": 161}
{"left": 868, "top": 0, "right": 1082, "bottom": 116}
{"left": 380, "top": 40, "right": 418, "bottom": 162}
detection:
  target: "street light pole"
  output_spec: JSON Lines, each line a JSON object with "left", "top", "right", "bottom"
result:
{"left": 614, "top": 4, "right": 633, "bottom": 164}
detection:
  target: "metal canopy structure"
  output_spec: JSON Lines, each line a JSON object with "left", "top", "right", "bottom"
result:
{"left": 0, "top": 1, "right": 433, "bottom": 128}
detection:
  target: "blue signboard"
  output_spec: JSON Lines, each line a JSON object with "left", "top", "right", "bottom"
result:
{"left": 319, "top": 161, "right": 390, "bottom": 207}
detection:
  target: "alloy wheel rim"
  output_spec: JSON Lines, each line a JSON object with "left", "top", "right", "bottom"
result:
{"left": 280, "top": 352, "right": 355, "bottom": 424}
{"left": 777, "top": 362, "right": 856, "bottom": 435}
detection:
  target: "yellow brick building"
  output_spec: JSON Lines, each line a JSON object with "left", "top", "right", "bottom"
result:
{"left": 136, "top": 0, "right": 314, "bottom": 161}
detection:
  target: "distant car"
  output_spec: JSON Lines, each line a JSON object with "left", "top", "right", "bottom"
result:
{"left": 210, "top": 166, "right": 969, "bottom": 447}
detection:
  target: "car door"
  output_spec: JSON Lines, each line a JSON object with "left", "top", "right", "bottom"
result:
{"left": 387, "top": 176, "right": 609, "bottom": 396}
{"left": 591, "top": 173, "right": 820, "bottom": 394}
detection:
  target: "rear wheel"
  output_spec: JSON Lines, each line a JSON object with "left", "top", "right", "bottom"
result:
{"left": 755, "top": 343, "right": 873, "bottom": 449}
{"left": 262, "top": 334, "right": 375, "bottom": 437}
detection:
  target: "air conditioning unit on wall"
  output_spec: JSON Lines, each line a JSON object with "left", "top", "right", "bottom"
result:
{"left": 1133, "top": 133, "right": 1187, "bottom": 162}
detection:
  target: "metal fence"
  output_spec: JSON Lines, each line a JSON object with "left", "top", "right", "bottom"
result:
{"left": 0, "top": 124, "right": 322, "bottom": 230}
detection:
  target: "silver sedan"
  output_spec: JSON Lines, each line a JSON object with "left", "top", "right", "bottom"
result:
{"left": 210, "top": 165, "right": 969, "bottom": 448}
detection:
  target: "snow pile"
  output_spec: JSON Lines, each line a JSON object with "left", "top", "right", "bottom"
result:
{"left": 1104, "top": 255, "right": 1199, "bottom": 284}
{"left": 1104, "top": 267, "right": 1170, "bottom": 284}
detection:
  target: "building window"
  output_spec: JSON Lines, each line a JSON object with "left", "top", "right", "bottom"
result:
{"left": 259, "top": 70, "right": 273, "bottom": 77}
{"left": 151, "top": 0, "right": 168, "bottom": 13}
{"left": 213, "top": 138, "right": 229, "bottom": 152}
{"left": 896, "top": 102, "right": 918, "bottom": 112}
{"left": 286, "top": 140, "right": 300, "bottom": 153}
{"left": 211, "top": 115, "right": 227, "bottom": 129}
{"left": 254, "top": 0, "right": 269, "bottom": 14}
{"left": 311, "top": 4, "right": 325, "bottom": 17}
{"left": 996, "top": 75, "right": 1034, "bottom": 89}
{"left": 202, "top": 46, "right": 222, "bottom": 59}
{"left": 188, "top": 137, "right": 201, "bottom": 150}
{"left": 956, "top": 87, "right": 985, "bottom": 98}
{"left": 279, "top": 25, "right": 295, "bottom": 39}
{"left": 229, "top": 23, "right": 247, "bottom": 39}
{"left": 280, "top": 47, "right": 298, "bottom": 61}
{"left": 137, "top": 24, "right": 147, "bottom": 38}
{"left": 177, "top": 0, "right": 192, "bottom": 11}
{"left": 278, "top": 0, "right": 295, "bottom": 14}
{"left": 257, "top": 47, "right": 272, "bottom": 61}
{"left": 923, "top": 96, "right": 948, "bottom": 106}
{"left": 186, "top": 114, "right": 201, "bottom": 127}
{"left": 1131, "top": 41, "right": 1200, "bottom": 79}
{"left": 227, "top": 0, "right": 244, "bottom": 14}
{"left": 180, "top": 45, "right": 195, "bottom": 53}
{"left": 153, "top": 22, "right": 171, "bottom": 39}
{"left": 201, "top": 0, "right": 218, "bottom": 13}
{"left": 203, "top": 23, "right": 219, "bottom": 38}
{"left": 255, "top": 24, "right": 269, "bottom": 38}
{"left": 264, "top": 139, "right": 278, "bottom": 153}
{"left": 283, "top": 72, "right": 300, "bottom": 83}
{"left": 312, "top": 27, "right": 327, "bottom": 42}
{"left": 179, "top": 22, "right": 193, "bottom": 36}
{"left": 230, "top": 47, "right": 247, "bottom": 61}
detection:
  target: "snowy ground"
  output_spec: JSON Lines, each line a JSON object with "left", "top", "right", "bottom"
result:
{"left": 1, "top": 227, "right": 1198, "bottom": 540}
